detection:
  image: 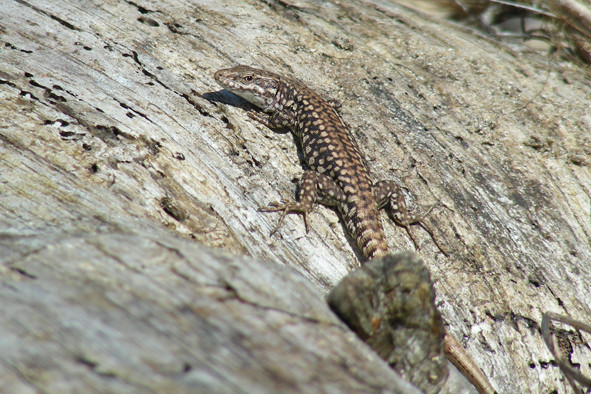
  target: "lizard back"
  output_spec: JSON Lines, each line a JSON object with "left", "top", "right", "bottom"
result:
{"left": 215, "top": 65, "right": 389, "bottom": 259}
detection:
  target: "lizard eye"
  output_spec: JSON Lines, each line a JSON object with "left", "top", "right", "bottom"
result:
{"left": 244, "top": 75, "right": 253, "bottom": 82}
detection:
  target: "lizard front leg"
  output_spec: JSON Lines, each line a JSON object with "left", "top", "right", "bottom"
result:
{"left": 260, "top": 171, "right": 345, "bottom": 235}
{"left": 248, "top": 105, "right": 297, "bottom": 129}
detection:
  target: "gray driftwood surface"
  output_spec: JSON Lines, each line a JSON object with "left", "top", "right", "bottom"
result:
{"left": 1, "top": 0, "right": 590, "bottom": 392}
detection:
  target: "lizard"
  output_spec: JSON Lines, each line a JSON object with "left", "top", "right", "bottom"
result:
{"left": 214, "top": 65, "right": 408, "bottom": 260}
{"left": 213, "top": 65, "right": 495, "bottom": 393}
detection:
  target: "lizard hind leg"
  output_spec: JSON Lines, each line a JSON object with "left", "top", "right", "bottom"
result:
{"left": 259, "top": 171, "right": 345, "bottom": 235}
{"left": 374, "top": 180, "right": 420, "bottom": 249}
{"left": 374, "top": 180, "right": 448, "bottom": 256}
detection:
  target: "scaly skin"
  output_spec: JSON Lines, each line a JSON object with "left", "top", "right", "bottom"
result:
{"left": 214, "top": 65, "right": 407, "bottom": 260}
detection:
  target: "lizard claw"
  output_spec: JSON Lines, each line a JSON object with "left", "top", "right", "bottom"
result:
{"left": 259, "top": 200, "right": 310, "bottom": 235}
{"left": 269, "top": 211, "right": 288, "bottom": 236}
{"left": 392, "top": 203, "right": 450, "bottom": 257}
{"left": 404, "top": 223, "right": 421, "bottom": 251}
{"left": 259, "top": 201, "right": 287, "bottom": 235}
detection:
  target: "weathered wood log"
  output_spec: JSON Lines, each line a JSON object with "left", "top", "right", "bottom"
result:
{"left": 1, "top": 0, "right": 590, "bottom": 392}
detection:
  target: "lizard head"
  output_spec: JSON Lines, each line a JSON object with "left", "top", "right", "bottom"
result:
{"left": 214, "top": 65, "right": 281, "bottom": 110}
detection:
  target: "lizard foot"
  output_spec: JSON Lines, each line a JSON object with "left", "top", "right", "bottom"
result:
{"left": 259, "top": 200, "right": 310, "bottom": 235}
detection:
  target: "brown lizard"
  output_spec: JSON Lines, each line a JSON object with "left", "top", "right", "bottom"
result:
{"left": 214, "top": 65, "right": 408, "bottom": 260}
{"left": 214, "top": 65, "right": 495, "bottom": 393}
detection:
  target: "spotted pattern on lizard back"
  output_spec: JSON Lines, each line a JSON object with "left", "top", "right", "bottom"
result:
{"left": 214, "top": 65, "right": 408, "bottom": 260}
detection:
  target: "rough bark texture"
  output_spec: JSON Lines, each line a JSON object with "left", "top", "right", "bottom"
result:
{"left": 1, "top": 0, "right": 591, "bottom": 393}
